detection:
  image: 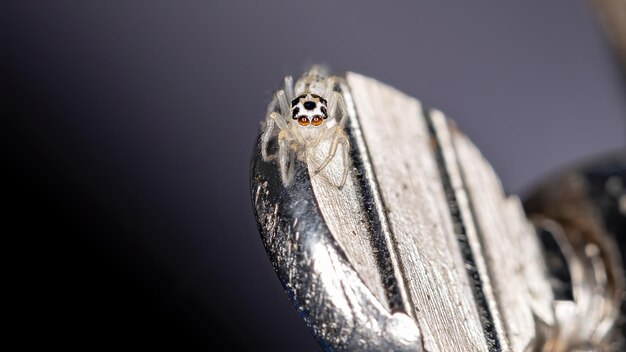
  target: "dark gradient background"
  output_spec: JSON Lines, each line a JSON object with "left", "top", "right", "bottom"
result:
{"left": 3, "top": 1, "right": 625, "bottom": 350}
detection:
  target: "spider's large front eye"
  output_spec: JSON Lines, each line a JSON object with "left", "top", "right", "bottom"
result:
{"left": 311, "top": 115, "right": 323, "bottom": 126}
{"left": 297, "top": 116, "right": 310, "bottom": 126}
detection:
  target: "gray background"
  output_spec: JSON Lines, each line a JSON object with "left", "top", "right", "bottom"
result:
{"left": 4, "top": 1, "right": 625, "bottom": 350}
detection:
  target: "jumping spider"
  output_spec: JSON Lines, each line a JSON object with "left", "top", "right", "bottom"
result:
{"left": 261, "top": 67, "right": 350, "bottom": 188}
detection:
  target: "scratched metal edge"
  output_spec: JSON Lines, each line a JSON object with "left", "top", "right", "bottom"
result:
{"left": 424, "top": 110, "right": 503, "bottom": 351}
{"left": 252, "top": 153, "right": 350, "bottom": 351}
{"left": 251, "top": 154, "right": 336, "bottom": 350}
{"left": 339, "top": 79, "right": 415, "bottom": 316}
{"left": 451, "top": 128, "right": 559, "bottom": 351}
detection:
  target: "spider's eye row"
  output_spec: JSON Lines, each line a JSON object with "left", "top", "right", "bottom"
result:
{"left": 311, "top": 115, "right": 323, "bottom": 126}
{"left": 310, "top": 94, "right": 328, "bottom": 105}
{"left": 297, "top": 116, "right": 310, "bottom": 126}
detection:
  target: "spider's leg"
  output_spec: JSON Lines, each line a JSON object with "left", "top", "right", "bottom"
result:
{"left": 313, "top": 127, "right": 350, "bottom": 189}
{"left": 261, "top": 99, "right": 278, "bottom": 160}
{"left": 284, "top": 76, "right": 295, "bottom": 103}
{"left": 314, "top": 126, "right": 342, "bottom": 175}
{"left": 261, "top": 88, "right": 292, "bottom": 161}
{"left": 261, "top": 111, "right": 287, "bottom": 160}
{"left": 328, "top": 91, "right": 348, "bottom": 127}
{"left": 278, "top": 131, "right": 295, "bottom": 186}
{"left": 271, "top": 111, "right": 288, "bottom": 130}
{"left": 323, "top": 76, "right": 337, "bottom": 100}
{"left": 338, "top": 131, "right": 350, "bottom": 188}
{"left": 261, "top": 117, "right": 275, "bottom": 161}
{"left": 276, "top": 90, "right": 290, "bottom": 117}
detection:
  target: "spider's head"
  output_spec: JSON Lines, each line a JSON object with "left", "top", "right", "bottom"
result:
{"left": 291, "top": 93, "right": 328, "bottom": 127}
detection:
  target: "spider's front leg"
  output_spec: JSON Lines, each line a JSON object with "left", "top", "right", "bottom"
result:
{"left": 310, "top": 86, "right": 351, "bottom": 188}
{"left": 312, "top": 127, "right": 350, "bottom": 188}
{"left": 261, "top": 111, "right": 286, "bottom": 161}
{"left": 323, "top": 78, "right": 348, "bottom": 126}
{"left": 277, "top": 130, "right": 296, "bottom": 186}
{"left": 260, "top": 87, "right": 292, "bottom": 161}
{"left": 328, "top": 91, "right": 348, "bottom": 128}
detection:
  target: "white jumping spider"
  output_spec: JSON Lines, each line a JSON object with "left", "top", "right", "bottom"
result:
{"left": 261, "top": 67, "right": 350, "bottom": 188}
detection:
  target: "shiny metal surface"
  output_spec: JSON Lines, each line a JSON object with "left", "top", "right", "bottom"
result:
{"left": 251, "top": 69, "right": 624, "bottom": 351}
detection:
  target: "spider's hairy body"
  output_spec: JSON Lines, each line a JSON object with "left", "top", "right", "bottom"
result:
{"left": 261, "top": 67, "right": 350, "bottom": 188}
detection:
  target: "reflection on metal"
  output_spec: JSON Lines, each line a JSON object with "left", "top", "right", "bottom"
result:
{"left": 251, "top": 68, "right": 624, "bottom": 351}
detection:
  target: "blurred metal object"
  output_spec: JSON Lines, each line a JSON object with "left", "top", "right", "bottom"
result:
{"left": 251, "top": 69, "right": 624, "bottom": 351}
{"left": 525, "top": 153, "right": 626, "bottom": 352}
{"left": 593, "top": 0, "right": 626, "bottom": 67}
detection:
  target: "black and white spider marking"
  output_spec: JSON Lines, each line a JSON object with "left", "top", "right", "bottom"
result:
{"left": 261, "top": 67, "right": 350, "bottom": 188}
